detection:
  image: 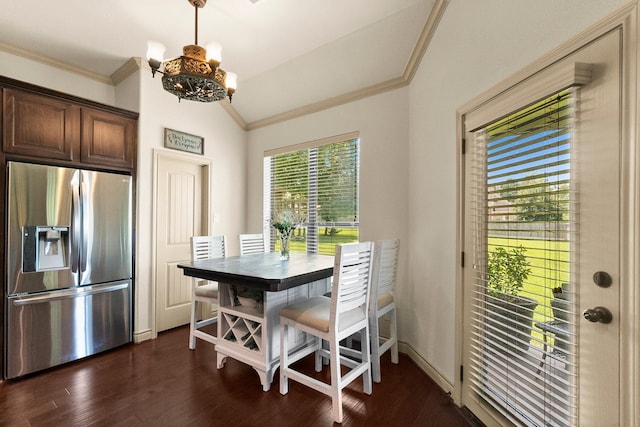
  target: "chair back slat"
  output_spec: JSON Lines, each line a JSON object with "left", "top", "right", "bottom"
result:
{"left": 331, "top": 242, "right": 374, "bottom": 322}
{"left": 239, "top": 233, "right": 266, "bottom": 255}
{"left": 370, "top": 239, "right": 399, "bottom": 312}
{"left": 189, "top": 235, "right": 224, "bottom": 349}
{"left": 191, "top": 235, "right": 226, "bottom": 262}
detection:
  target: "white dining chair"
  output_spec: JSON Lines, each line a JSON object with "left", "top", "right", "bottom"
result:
{"left": 279, "top": 241, "right": 374, "bottom": 424}
{"left": 239, "top": 233, "right": 266, "bottom": 255}
{"left": 189, "top": 235, "right": 225, "bottom": 349}
{"left": 369, "top": 238, "right": 400, "bottom": 382}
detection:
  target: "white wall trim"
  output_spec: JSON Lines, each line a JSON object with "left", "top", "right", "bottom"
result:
{"left": 622, "top": 4, "right": 639, "bottom": 426}
{"left": 111, "top": 57, "right": 142, "bottom": 86}
{"left": 402, "top": 0, "right": 449, "bottom": 83}
{"left": 399, "top": 341, "right": 455, "bottom": 396}
{"left": 0, "top": 40, "right": 114, "bottom": 85}
{"left": 218, "top": 99, "right": 248, "bottom": 130}
{"left": 246, "top": 0, "right": 450, "bottom": 131}
{"left": 134, "top": 329, "right": 154, "bottom": 344}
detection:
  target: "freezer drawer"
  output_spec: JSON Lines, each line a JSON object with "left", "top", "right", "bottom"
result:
{"left": 4, "top": 281, "right": 131, "bottom": 379}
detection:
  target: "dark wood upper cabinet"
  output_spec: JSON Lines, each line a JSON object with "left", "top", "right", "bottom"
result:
{"left": 81, "top": 108, "right": 136, "bottom": 169}
{"left": 1, "top": 77, "right": 138, "bottom": 172}
{"left": 3, "top": 88, "right": 80, "bottom": 161}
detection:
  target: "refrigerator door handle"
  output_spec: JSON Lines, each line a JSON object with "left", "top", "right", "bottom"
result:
{"left": 9, "top": 283, "right": 129, "bottom": 306}
{"left": 79, "top": 171, "right": 89, "bottom": 275}
{"left": 71, "top": 170, "right": 81, "bottom": 274}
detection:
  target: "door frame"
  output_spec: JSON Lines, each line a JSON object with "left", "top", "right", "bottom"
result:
{"left": 454, "top": 2, "right": 639, "bottom": 425}
{"left": 151, "top": 148, "right": 211, "bottom": 338}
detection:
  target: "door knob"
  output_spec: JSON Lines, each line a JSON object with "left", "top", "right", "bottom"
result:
{"left": 583, "top": 306, "right": 613, "bottom": 324}
{"left": 592, "top": 271, "right": 612, "bottom": 288}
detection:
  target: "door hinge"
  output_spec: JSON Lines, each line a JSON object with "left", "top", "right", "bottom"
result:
{"left": 460, "top": 365, "right": 464, "bottom": 382}
{"left": 461, "top": 251, "right": 465, "bottom": 268}
{"left": 461, "top": 138, "right": 466, "bottom": 154}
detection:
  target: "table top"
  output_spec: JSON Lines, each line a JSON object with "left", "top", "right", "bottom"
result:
{"left": 178, "top": 252, "right": 335, "bottom": 292}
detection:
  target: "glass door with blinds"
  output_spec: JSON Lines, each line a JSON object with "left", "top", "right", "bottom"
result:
{"left": 468, "top": 89, "right": 577, "bottom": 426}
{"left": 461, "top": 28, "right": 623, "bottom": 426}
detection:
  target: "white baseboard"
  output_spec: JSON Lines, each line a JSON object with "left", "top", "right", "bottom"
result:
{"left": 398, "top": 340, "right": 455, "bottom": 396}
{"left": 134, "top": 329, "right": 154, "bottom": 343}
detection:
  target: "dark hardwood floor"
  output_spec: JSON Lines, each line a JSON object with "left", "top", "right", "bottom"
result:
{"left": 0, "top": 326, "right": 482, "bottom": 426}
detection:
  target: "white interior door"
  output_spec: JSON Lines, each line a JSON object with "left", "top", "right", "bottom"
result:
{"left": 155, "top": 152, "right": 209, "bottom": 332}
{"left": 461, "top": 28, "right": 624, "bottom": 426}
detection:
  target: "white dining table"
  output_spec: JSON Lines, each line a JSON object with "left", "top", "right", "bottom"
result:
{"left": 178, "top": 251, "right": 334, "bottom": 391}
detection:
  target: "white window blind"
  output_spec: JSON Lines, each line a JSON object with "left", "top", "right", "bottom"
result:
{"left": 468, "top": 89, "right": 578, "bottom": 427}
{"left": 264, "top": 137, "right": 360, "bottom": 255}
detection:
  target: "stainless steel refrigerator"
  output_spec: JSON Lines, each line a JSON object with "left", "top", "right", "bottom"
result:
{"left": 4, "top": 161, "right": 132, "bottom": 379}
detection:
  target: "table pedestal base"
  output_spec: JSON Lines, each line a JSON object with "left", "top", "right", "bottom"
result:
{"left": 215, "top": 278, "right": 330, "bottom": 391}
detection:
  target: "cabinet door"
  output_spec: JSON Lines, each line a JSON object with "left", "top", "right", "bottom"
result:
{"left": 81, "top": 108, "right": 136, "bottom": 169}
{"left": 2, "top": 88, "right": 79, "bottom": 160}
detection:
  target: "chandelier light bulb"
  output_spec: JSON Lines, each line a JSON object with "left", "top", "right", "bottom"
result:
{"left": 205, "top": 42, "right": 222, "bottom": 64}
{"left": 146, "top": 41, "right": 166, "bottom": 62}
{"left": 225, "top": 72, "right": 238, "bottom": 90}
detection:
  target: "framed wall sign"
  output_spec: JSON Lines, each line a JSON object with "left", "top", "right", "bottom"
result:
{"left": 164, "top": 128, "right": 204, "bottom": 155}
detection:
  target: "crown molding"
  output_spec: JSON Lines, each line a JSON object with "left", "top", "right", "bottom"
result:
{"left": 246, "top": 0, "right": 450, "bottom": 130}
{"left": 403, "top": 0, "right": 449, "bottom": 82}
{"left": 0, "top": 40, "right": 114, "bottom": 85}
{"left": 111, "top": 57, "right": 142, "bottom": 85}
{"left": 219, "top": 99, "right": 248, "bottom": 129}
{"left": 0, "top": 0, "right": 450, "bottom": 132}
{"left": 246, "top": 76, "right": 407, "bottom": 131}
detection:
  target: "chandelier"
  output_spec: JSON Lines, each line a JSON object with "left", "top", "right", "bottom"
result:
{"left": 146, "top": 0, "right": 237, "bottom": 103}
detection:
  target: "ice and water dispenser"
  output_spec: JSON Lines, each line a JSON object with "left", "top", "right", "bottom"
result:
{"left": 22, "top": 226, "right": 70, "bottom": 272}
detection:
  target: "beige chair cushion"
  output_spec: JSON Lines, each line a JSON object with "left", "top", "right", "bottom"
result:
{"left": 195, "top": 283, "right": 218, "bottom": 298}
{"left": 324, "top": 292, "right": 394, "bottom": 311}
{"left": 280, "top": 296, "right": 366, "bottom": 333}
{"left": 377, "top": 292, "right": 394, "bottom": 310}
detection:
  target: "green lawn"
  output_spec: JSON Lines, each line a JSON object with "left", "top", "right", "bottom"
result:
{"left": 488, "top": 238, "right": 570, "bottom": 345}
{"left": 489, "top": 237, "right": 570, "bottom": 346}
{"left": 276, "top": 227, "right": 359, "bottom": 255}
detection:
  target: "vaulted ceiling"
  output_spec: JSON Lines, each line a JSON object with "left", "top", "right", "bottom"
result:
{"left": 0, "top": 0, "right": 442, "bottom": 129}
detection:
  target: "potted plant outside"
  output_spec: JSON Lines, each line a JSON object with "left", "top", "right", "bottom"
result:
{"left": 550, "top": 283, "right": 570, "bottom": 354}
{"left": 551, "top": 284, "right": 569, "bottom": 322}
{"left": 486, "top": 246, "right": 538, "bottom": 356}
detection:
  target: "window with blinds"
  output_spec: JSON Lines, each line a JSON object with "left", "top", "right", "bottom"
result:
{"left": 468, "top": 89, "right": 578, "bottom": 426}
{"left": 264, "top": 136, "right": 360, "bottom": 255}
